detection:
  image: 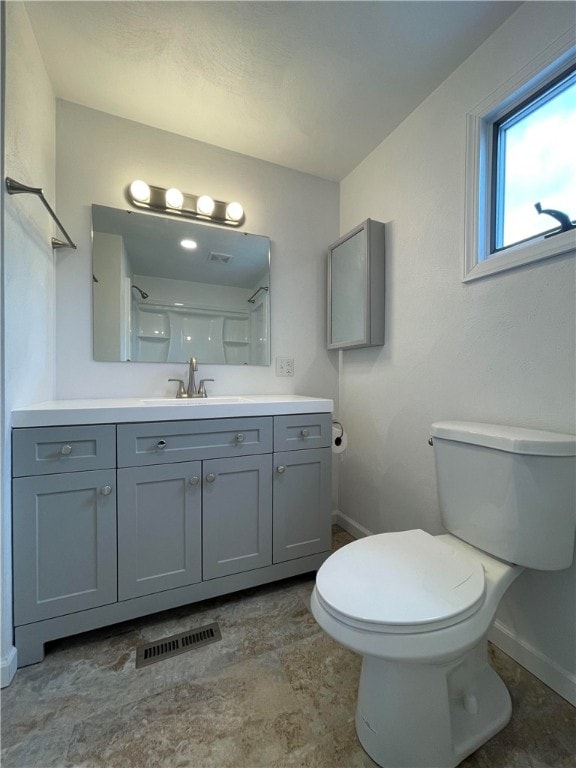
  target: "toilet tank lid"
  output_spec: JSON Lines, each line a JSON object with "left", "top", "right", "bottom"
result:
{"left": 430, "top": 421, "right": 576, "bottom": 456}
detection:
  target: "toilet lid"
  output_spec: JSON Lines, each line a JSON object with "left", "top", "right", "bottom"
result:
{"left": 316, "top": 530, "right": 486, "bottom": 633}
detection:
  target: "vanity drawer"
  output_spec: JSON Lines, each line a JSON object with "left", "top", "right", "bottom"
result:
{"left": 117, "top": 417, "right": 273, "bottom": 467}
{"left": 273, "top": 413, "right": 332, "bottom": 452}
{"left": 12, "top": 425, "right": 116, "bottom": 477}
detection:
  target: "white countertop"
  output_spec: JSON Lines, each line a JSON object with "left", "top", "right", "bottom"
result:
{"left": 11, "top": 395, "right": 334, "bottom": 428}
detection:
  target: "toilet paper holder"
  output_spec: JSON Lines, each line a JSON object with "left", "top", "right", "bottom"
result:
{"left": 332, "top": 420, "right": 344, "bottom": 447}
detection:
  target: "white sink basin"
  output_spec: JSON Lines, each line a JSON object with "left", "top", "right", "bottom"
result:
{"left": 140, "top": 396, "right": 255, "bottom": 405}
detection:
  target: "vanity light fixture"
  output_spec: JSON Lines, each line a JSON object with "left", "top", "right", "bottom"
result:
{"left": 129, "top": 179, "right": 151, "bottom": 204}
{"left": 126, "top": 180, "right": 245, "bottom": 226}
{"left": 165, "top": 187, "right": 184, "bottom": 209}
{"left": 196, "top": 195, "right": 215, "bottom": 216}
{"left": 226, "top": 201, "right": 244, "bottom": 222}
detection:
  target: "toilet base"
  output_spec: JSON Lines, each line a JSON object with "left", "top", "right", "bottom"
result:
{"left": 355, "top": 639, "right": 512, "bottom": 768}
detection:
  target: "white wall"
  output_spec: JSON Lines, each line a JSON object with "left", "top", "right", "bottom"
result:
{"left": 54, "top": 102, "right": 340, "bottom": 402}
{"left": 1, "top": 3, "right": 56, "bottom": 685}
{"left": 338, "top": 2, "right": 575, "bottom": 702}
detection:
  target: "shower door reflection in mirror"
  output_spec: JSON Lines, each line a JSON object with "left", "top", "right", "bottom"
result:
{"left": 92, "top": 205, "right": 271, "bottom": 365}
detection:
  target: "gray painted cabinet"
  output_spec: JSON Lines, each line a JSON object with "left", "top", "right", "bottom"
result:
{"left": 117, "top": 462, "right": 202, "bottom": 600}
{"left": 203, "top": 454, "right": 273, "bottom": 580}
{"left": 273, "top": 447, "right": 332, "bottom": 563}
{"left": 12, "top": 412, "right": 332, "bottom": 667}
{"left": 12, "top": 468, "right": 117, "bottom": 625}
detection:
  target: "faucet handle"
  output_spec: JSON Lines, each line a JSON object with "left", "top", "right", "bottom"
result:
{"left": 168, "top": 378, "right": 187, "bottom": 398}
{"left": 197, "top": 379, "right": 214, "bottom": 398}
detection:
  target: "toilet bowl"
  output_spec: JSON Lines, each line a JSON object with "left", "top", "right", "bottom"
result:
{"left": 311, "top": 531, "right": 523, "bottom": 768}
{"left": 312, "top": 422, "right": 576, "bottom": 768}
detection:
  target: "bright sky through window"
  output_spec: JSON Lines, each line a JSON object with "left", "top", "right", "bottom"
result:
{"left": 495, "top": 69, "right": 576, "bottom": 250}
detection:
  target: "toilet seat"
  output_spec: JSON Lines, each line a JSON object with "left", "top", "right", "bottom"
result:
{"left": 315, "top": 529, "right": 486, "bottom": 634}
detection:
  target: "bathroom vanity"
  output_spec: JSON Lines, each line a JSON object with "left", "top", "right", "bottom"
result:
{"left": 11, "top": 396, "right": 332, "bottom": 666}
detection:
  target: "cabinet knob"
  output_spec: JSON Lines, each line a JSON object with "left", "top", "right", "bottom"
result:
{"left": 156, "top": 440, "right": 167, "bottom": 450}
{"left": 206, "top": 473, "right": 216, "bottom": 483}
{"left": 60, "top": 444, "right": 73, "bottom": 456}
{"left": 300, "top": 429, "right": 309, "bottom": 438}
{"left": 235, "top": 433, "right": 245, "bottom": 443}
{"left": 100, "top": 485, "right": 112, "bottom": 496}
{"left": 276, "top": 465, "right": 286, "bottom": 474}
{"left": 189, "top": 476, "right": 200, "bottom": 486}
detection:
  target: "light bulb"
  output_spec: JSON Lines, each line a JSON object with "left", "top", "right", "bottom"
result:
{"left": 165, "top": 187, "right": 184, "bottom": 209}
{"left": 226, "top": 201, "right": 244, "bottom": 222}
{"left": 129, "top": 180, "right": 150, "bottom": 203}
{"left": 180, "top": 239, "right": 197, "bottom": 250}
{"left": 197, "top": 195, "right": 215, "bottom": 216}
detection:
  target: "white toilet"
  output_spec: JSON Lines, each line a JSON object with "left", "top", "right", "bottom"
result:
{"left": 311, "top": 421, "right": 576, "bottom": 768}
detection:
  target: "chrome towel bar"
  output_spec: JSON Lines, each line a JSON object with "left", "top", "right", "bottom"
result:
{"left": 5, "top": 176, "right": 77, "bottom": 250}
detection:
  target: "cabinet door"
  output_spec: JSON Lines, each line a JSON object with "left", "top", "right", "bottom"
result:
{"left": 273, "top": 447, "right": 332, "bottom": 563}
{"left": 203, "top": 454, "right": 272, "bottom": 580}
{"left": 117, "top": 462, "right": 202, "bottom": 600}
{"left": 13, "top": 470, "right": 117, "bottom": 625}
{"left": 327, "top": 218, "right": 385, "bottom": 349}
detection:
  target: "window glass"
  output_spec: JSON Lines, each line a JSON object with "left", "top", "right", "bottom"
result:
{"left": 492, "top": 67, "right": 576, "bottom": 252}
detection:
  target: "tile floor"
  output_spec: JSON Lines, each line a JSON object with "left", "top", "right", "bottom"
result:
{"left": 1, "top": 527, "right": 574, "bottom": 768}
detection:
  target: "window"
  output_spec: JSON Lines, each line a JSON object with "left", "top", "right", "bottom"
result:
{"left": 464, "top": 37, "right": 576, "bottom": 281}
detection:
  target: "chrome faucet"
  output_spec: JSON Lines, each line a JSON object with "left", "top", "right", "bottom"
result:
{"left": 168, "top": 358, "right": 214, "bottom": 398}
{"left": 187, "top": 357, "right": 199, "bottom": 397}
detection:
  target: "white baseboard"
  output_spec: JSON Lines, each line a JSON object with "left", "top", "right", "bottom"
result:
{"left": 489, "top": 619, "right": 576, "bottom": 706}
{"left": 332, "top": 509, "right": 373, "bottom": 539}
{"left": 0, "top": 645, "right": 17, "bottom": 688}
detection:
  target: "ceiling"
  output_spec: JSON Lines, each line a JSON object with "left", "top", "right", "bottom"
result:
{"left": 25, "top": 1, "right": 522, "bottom": 181}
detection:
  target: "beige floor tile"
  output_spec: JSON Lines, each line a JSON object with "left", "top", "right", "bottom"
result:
{"left": 2, "top": 526, "right": 574, "bottom": 768}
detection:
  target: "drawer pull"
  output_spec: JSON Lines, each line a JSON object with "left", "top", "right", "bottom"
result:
{"left": 60, "top": 444, "right": 73, "bottom": 456}
{"left": 156, "top": 440, "right": 167, "bottom": 450}
{"left": 300, "top": 429, "right": 310, "bottom": 438}
{"left": 189, "top": 476, "right": 200, "bottom": 486}
{"left": 235, "top": 433, "right": 245, "bottom": 443}
{"left": 206, "top": 473, "right": 216, "bottom": 483}
{"left": 276, "top": 465, "right": 286, "bottom": 474}
{"left": 100, "top": 485, "right": 112, "bottom": 496}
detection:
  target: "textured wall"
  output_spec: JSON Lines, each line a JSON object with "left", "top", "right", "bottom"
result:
{"left": 2, "top": 3, "right": 56, "bottom": 682}
{"left": 54, "top": 102, "right": 339, "bottom": 403}
{"left": 338, "top": 2, "right": 575, "bottom": 698}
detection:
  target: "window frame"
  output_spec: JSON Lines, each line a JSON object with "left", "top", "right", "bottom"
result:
{"left": 464, "top": 33, "right": 576, "bottom": 282}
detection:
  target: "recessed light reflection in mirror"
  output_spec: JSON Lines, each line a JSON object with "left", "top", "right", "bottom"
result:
{"left": 180, "top": 239, "right": 197, "bottom": 250}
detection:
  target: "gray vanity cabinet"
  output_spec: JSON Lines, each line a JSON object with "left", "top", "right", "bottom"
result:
{"left": 12, "top": 426, "right": 117, "bottom": 625}
{"left": 117, "top": 462, "right": 202, "bottom": 600}
{"left": 203, "top": 454, "right": 273, "bottom": 580}
{"left": 12, "top": 411, "right": 332, "bottom": 668}
{"left": 272, "top": 411, "right": 332, "bottom": 563}
{"left": 273, "top": 447, "right": 331, "bottom": 563}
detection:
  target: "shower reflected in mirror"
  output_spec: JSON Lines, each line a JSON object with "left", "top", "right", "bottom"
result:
{"left": 92, "top": 205, "right": 271, "bottom": 365}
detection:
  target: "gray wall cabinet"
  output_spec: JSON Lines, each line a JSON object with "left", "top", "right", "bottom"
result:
{"left": 12, "top": 412, "right": 332, "bottom": 667}
{"left": 327, "top": 219, "right": 385, "bottom": 350}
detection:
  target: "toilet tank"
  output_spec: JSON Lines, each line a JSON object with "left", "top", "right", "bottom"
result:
{"left": 430, "top": 421, "right": 576, "bottom": 570}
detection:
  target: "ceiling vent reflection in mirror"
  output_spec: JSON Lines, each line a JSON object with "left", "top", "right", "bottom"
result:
{"left": 127, "top": 180, "right": 245, "bottom": 227}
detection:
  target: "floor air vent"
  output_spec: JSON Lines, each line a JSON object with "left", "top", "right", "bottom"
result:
{"left": 135, "top": 622, "right": 222, "bottom": 669}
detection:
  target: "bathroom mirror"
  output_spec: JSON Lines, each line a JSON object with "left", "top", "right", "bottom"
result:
{"left": 92, "top": 205, "right": 271, "bottom": 365}
{"left": 327, "top": 218, "right": 385, "bottom": 349}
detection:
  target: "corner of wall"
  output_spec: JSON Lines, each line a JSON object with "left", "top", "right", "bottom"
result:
{"left": 0, "top": 645, "right": 17, "bottom": 688}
